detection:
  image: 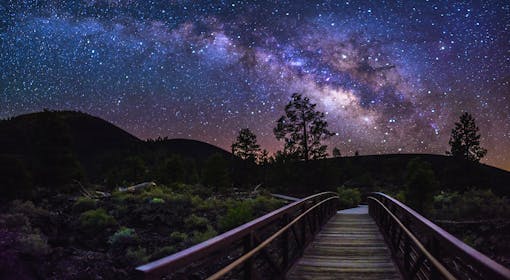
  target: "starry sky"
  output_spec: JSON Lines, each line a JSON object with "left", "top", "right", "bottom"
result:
{"left": 1, "top": 1, "right": 509, "bottom": 170}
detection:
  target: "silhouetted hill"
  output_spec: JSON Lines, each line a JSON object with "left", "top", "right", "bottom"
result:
{"left": 0, "top": 110, "right": 232, "bottom": 187}
{"left": 0, "top": 110, "right": 142, "bottom": 155}
{"left": 146, "top": 138, "right": 231, "bottom": 161}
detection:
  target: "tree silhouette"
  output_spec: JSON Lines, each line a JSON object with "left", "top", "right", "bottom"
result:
{"left": 274, "top": 93, "right": 334, "bottom": 161}
{"left": 203, "top": 153, "right": 231, "bottom": 192}
{"left": 332, "top": 147, "right": 341, "bottom": 157}
{"left": 404, "top": 158, "right": 439, "bottom": 213}
{"left": 258, "top": 149, "right": 270, "bottom": 165}
{"left": 448, "top": 112, "right": 487, "bottom": 162}
{"left": 231, "top": 128, "right": 261, "bottom": 162}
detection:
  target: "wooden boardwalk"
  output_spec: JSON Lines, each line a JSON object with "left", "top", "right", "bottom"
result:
{"left": 287, "top": 210, "right": 401, "bottom": 280}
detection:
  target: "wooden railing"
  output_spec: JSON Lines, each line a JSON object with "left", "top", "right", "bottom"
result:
{"left": 135, "top": 192, "right": 339, "bottom": 279}
{"left": 368, "top": 192, "right": 510, "bottom": 280}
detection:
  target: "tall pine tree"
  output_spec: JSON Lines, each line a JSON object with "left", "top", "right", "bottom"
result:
{"left": 274, "top": 93, "right": 334, "bottom": 161}
{"left": 231, "top": 128, "right": 261, "bottom": 162}
{"left": 448, "top": 112, "right": 487, "bottom": 162}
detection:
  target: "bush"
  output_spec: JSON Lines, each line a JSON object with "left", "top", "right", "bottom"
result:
{"left": 124, "top": 247, "right": 149, "bottom": 266}
{"left": 192, "top": 225, "right": 218, "bottom": 244}
{"left": 79, "top": 208, "right": 117, "bottom": 234}
{"left": 108, "top": 227, "right": 138, "bottom": 249}
{"left": 0, "top": 213, "right": 31, "bottom": 231}
{"left": 337, "top": 186, "right": 361, "bottom": 209}
{"left": 10, "top": 200, "right": 49, "bottom": 219}
{"left": 218, "top": 200, "right": 253, "bottom": 232}
{"left": 250, "top": 196, "right": 285, "bottom": 217}
{"left": 150, "top": 246, "right": 177, "bottom": 261}
{"left": 184, "top": 214, "right": 209, "bottom": 231}
{"left": 17, "top": 232, "right": 50, "bottom": 256}
{"left": 72, "top": 197, "right": 97, "bottom": 213}
{"left": 432, "top": 189, "right": 510, "bottom": 220}
{"left": 169, "top": 231, "right": 188, "bottom": 243}
{"left": 149, "top": 197, "right": 165, "bottom": 204}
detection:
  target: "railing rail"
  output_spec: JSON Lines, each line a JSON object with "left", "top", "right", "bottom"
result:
{"left": 135, "top": 192, "right": 339, "bottom": 279}
{"left": 369, "top": 192, "right": 510, "bottom": 280}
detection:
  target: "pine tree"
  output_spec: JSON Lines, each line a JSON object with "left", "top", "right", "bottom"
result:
{"left": 332, "top": 147, "right": 341, "bottom": 157}
{"left": 231, "top": 128, "right": 261, "bottom": 162}
{"left": 258, "top": 149, "right": 270, "bottom": 165}
{"left": 448, "top": 112, "right": 487, "bottom": 162}
{"left": 274, "top": 93, "right": 334, "bottom": 161}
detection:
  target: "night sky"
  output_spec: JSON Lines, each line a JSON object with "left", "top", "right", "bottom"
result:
{"left": 1, "top": 1, "right": 509, "bottom": 170}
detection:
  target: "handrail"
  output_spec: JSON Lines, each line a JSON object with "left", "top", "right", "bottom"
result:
{"left": 135, "top": 191, "right": 339, "bottom": 279}
{"left": 369, "top": 192, "right": 510, "bottom": 280}
{"left": 368, "top": 196, "right": 455, "bottom": 280}
{"left": 207, "top": 196, "right": 339, "bottom": 279}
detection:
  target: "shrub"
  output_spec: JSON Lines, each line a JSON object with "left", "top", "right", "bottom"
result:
{"left": 10, "top": 200, "right": 49, "bottom": 219}
{"left": 192, "top": 225, "right": 218, "bottom": 244}
{"left": 150, "top": 246, "right": 177, "bottom": 261}
{"left": 250, "top": 196, "right": 284, "bottom": 216}
{"left": 0, "top": 213, "right": 31, "bottom": 231}
{"left": 72, "top": 197, "right": 97, "bottom": 213}
{"left": 432, "top": 189, "right": 510, "bottom": 220}
{"left": 218, "top": 200, "right": 253, "bottom": 232}
{"left": 17, "top": 232, "right": 50, "bottom": 256}
{"left": 124, "top": 246, "right": 149, "bottom": 266}
{"left": 184, "top": 214, "right": 209, "bottom": 231}
{"left": 337, "top": 186, "right": 361, "bottom": 209}
{"left": 108, "top": 227, "right": 138, "bottom": 249}
{"left": 149, "top": 197, "right": 165, "bottom": 204}
{"left": 169, "top": 231, "right": 188, "bottom": 243}
{"left": 79, "top": 208, "right": 116, "bottom": 234}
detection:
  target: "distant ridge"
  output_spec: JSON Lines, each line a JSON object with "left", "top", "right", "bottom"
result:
{"left": 0, "top": 110, "right": 232, "bottom": 181}
{"left": 1, "top": 110, "right": 508, "bottom": 196}
{"left": 146, "top": 138, "right": 231, "bottom": 161}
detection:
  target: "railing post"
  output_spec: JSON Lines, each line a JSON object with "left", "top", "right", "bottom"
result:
{"left": 282, "top": 214, "right": 289, "bottom": 273}
{"left": 301, "top": 205, "right": 306, "bottom": 251}
{"left": 244, "top": 231, "right": 254, "bottom": 280}
{"left": 403, "top": 233, "right": 410, "bottom": 276}
{"left": 428, "top": 237, "right": 440, "bottom": 279}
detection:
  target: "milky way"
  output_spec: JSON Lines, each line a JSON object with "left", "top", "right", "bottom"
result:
{"left": 1, "top": 1, "right": 509, "bottom": 170}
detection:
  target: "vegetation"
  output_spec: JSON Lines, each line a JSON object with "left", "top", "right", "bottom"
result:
{"left": 202, "top": 153, "right": 231, "bottom": 192}
{"left": 403, "top": 158, "right": 439, "bottom": 213}
{"left": 1, "top": 109, "right": 509, "bottom": 276}
{"left": 274, "top": 93, "right": 334, "bottom": 161}
{"left": 332, "top": 147, "right": 341, "bottom": 157}
{"left": 448, "top": 112, "right": 487, "bottom": 162}
{"left": 337, "top": 186, "right": 361, "bottom": 209}
{"left": 0, "top": 185, "right": 285, "bottom": 278}
{"left": 232, "top": 128, "right": 261, "bottom": 162}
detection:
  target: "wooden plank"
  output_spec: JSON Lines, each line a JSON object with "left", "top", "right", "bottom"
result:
{"left": 287, "top": 213, "right": 401, "bottom": 280}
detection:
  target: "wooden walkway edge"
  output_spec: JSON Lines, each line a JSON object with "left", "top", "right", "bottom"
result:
{"left": 287, "top": 207, "right": 401, "bottom": 279}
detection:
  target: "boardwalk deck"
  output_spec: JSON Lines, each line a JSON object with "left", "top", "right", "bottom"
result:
{"left": 287, "top": 210, "right": 401, "bottom": 280}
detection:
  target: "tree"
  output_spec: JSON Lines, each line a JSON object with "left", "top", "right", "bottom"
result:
{"left": 273, "top": 93, "right": 334, "bottom": 161}
{"left": 231, "top": 128, "right": 261, "bottom": 162}
{"left": 34, "top": 110, "right": 84, "bottom": 190}
{"left": 332, "top": 147, "right": 341, "bottom": 157}
{"left": 258, "top": 149, "right": 270, "bottom": 165}
{"left": 202, "top": 153, "right": 231, "bottom": 192}
{"left": 404, "top": 158, "right": 439, "bottom": 213}
{"left": 448, "top": 112, "right": 487, "bottom": 162}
